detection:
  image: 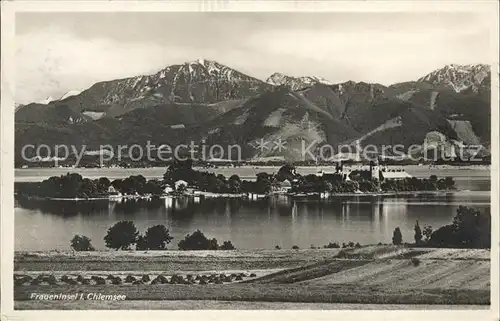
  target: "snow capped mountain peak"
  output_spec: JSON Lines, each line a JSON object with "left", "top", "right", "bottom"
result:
{"left": 59, "top": 90, "right": 82, "bottom": 101}
{"left": 266, "top": 72, "right": 332, "bottom": 90}
{"left": 56, "top": 59, "right": 271, "bottom": 107}
{"left": 36, "top": 96, "right": 55, "bottom": 105}
{"left": 418, "top": 64, "right": 490, "bottom": 93}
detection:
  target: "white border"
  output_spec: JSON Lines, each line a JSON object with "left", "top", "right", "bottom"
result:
{"left": 1, "top": 1, "right": 499, "bottom": 320}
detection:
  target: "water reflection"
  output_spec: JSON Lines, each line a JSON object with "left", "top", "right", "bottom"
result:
{"left": 15, "top": 192, "right": 490, "bottom": 251}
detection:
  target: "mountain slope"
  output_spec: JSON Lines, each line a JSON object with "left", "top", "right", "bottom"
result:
{"left": 417, "top": 64, "right": 490, "bottom": 93}
{"left": 16, "top": 59, "right": 271, "bottom": 122}
{"left": 15, "top": 62, "right": 491, "bottom": 163}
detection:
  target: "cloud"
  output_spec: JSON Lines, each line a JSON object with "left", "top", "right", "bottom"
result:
{"left": 16, "top": 26, "right": 179, "bottom": 104}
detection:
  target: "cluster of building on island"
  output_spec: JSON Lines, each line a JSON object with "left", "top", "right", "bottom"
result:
{"left": 106, "top": 161, "right": 414, "bottom": 201}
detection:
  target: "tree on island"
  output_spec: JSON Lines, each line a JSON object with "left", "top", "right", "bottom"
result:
{"left": 70, "top": 235, "right": 95, "bottom": 251}
{"left": 414, "top": 220, "right": 422, "bottom": 245}
{"left": 163, "top": 158, "right": 195, "bottom": 184}
{"left": 104, "top": 221, "right": 139, "bottom": 250}
{"left": 178, "top": 230, "right": 219, "bottom": 250}
{"left": 276, "top": 164, "right": 297, "bottom": 182}
{"left": 444, "top": 176, "right": 455, "bottom": 189}
{"left": 392, "top": 227, "right": 403, "bottom": 245}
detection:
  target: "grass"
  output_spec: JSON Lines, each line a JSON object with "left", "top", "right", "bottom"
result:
{"left": 14, "top": 249, "right": 341, "bottom": 272}
{"left": 13, "top": 246, "right": 491, "bottom": 309}
{"left": 14, "top": 300, "right": 490, "bottom": 310}
{"left": 245, "top": 259, "right": 370, "bottom": 284}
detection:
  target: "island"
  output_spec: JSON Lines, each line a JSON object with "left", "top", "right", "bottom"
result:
{"left": 15, "top": 159, "right": 457, "bottom": 202}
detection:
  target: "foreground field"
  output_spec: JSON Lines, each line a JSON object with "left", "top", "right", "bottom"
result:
{"left": 14, "top": 300, "right": 489, "bottom": 310}
{"left": 14, "top": 246, "right": 490, "bottom": 309}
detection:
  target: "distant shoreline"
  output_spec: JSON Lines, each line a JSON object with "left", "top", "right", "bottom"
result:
{"left": 15, "top": 189, "right": 485, "bottom": 202}
{"left": 14, "top": 164, "right": 492, "bottom": 183}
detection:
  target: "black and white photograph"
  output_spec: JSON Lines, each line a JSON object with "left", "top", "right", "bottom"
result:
{"left": 1, "top": 0, "right": 499, "bottom": 317}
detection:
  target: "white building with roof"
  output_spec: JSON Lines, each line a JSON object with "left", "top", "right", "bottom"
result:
{"left": 379, "top": 168, "right": 412, "bottom": 180}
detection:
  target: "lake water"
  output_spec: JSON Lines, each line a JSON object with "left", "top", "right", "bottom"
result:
{"left": 15, "top": 176, "right": 490, "bottom": 251}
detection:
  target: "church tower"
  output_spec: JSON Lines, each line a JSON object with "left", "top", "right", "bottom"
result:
{"left": 370, "top": 160, "right": 380, "bottom": 181}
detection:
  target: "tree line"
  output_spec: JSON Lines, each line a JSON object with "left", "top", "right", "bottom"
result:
{"left": 17, "top": 173, "right": 165, "bottom": 199}
{"left": 70, "top": 222, "right": 235, "bottom": 251}
{"left": 391, "top": 206, "right": 490, "bottom": 249}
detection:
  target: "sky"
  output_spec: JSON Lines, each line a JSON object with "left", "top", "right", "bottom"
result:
{"left": 15, "top": 11, "right": 492, "bottom": 104}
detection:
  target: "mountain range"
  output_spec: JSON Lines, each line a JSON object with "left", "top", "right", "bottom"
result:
{"left": 15, "top": 60, "right": 491, "bottom": 163}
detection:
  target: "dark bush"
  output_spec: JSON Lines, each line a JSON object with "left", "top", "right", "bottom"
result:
{"left": 70, "top": 235, "right": 95, "bottom": 251}
{"left": 249, "top": 273, "right": 257, "bottom": 277}
{"left": 275, "top": 245, "right": 281, "bottom": 249}
{"left": 153, "top": 275, "right": 168, "bottom": 284}
{"left": 292, "top": 245, "right": 299, "bottom": 250}
{"left": 219, "top": 240, "right": 236, "bottom": 250}
{"left": 324, "top": 242, "right": 340, "bottom": 248}
{"left": 392, "top": 227, "right": 403, "bottom": 245}
{"left": 94, "top": 277, "right": 106, "bottom": 285}
{"left": 111, "top": 277, "right": 122, "bottom": 285}
{"left": 411, "top": 257, "right": 421, "bottom": 266}
{"left": 178, "top": 230, "right": 219, "bottom": 250}
{"left": 355, "top": 242, "right": 362, "bottom": 248}
{"left": 170, "top": 275, "right": 185, "bottom": 284}
{"left": 125, "top": 275, "right": 136, "bottom": 283}
{"left": 141, "top": 274, "right": 150, "bottom": 282}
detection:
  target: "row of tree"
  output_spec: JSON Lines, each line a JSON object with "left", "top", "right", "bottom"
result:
{"left": 70, "top": 222, "right": 236, "bottom": 251}
{"left": 391, "top": 206, "right": 490, "bottom": 249}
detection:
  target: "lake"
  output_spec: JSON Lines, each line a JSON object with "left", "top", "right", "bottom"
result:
{"left": 15, "top": 175, "right": 490, "bottom": 251}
